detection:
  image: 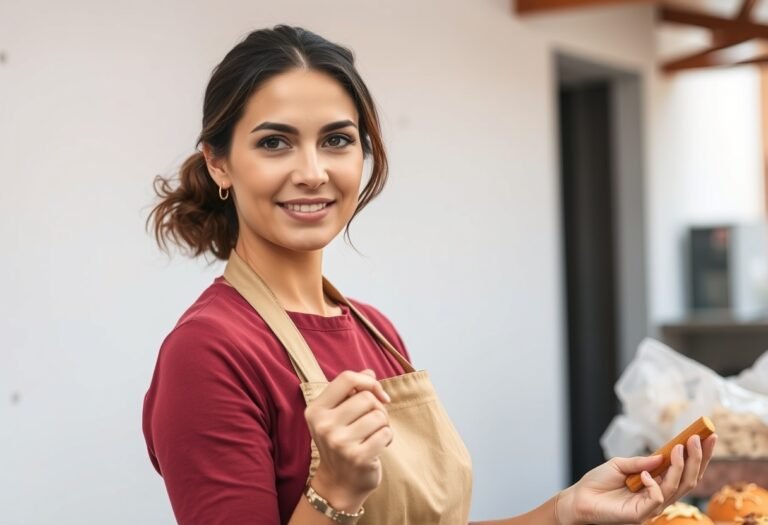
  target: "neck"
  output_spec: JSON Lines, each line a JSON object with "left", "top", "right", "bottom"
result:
{"left": 233, "top": 234, "right": 337, "bottom": 317}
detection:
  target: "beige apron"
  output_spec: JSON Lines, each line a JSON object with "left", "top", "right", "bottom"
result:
{"left": 223, "top": 250, "right": 474, "bottom": 524}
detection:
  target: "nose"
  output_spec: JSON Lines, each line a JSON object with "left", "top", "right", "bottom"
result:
{"left": 292, "top": 147, "right": 329, "bottom": 189}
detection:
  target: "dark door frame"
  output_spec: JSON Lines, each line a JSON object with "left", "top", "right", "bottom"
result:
{"left": 555, "top": 52, "right": 649, "bottom": 482}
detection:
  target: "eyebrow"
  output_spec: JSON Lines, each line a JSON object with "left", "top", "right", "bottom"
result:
{"left": 250, "top": 119, "right": 357, "bottom": 135}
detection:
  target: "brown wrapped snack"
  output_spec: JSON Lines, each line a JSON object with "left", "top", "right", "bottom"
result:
{"left": 626, "top": 416, "right": 716, "bottom": 493}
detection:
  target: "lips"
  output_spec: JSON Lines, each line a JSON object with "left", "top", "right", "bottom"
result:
{"left": 279, "top": 201, "right": 333, "bottom": 212}
{"left": 278, "top": 201, "right": 335, "bottom": 222}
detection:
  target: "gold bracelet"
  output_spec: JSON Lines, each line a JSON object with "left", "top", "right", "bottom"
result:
{"left": 304, "top": 481, "right": 365, "bottom": 524}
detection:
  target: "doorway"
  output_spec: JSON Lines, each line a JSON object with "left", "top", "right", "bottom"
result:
{"left": 556, "top": 53, "right": 649, "bottom": 482}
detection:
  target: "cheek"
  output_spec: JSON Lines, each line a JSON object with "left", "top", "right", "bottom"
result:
{"left": 232, "top": 165, "right": 283, "bottom": 222}
{"left": 237, "top": 154, "right": 281, "bottom": 196}
{"left": 339, "top": 159, "right": 364, "bottom": 213}
{"left": 338, "top": 150, "right": 364, "bottom": 189}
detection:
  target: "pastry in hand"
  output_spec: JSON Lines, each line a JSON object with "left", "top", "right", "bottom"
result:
{"left": 707, "top": 483, "right": 768, "bottom": 522}
{"left": 643, "top": 502, "right": 714, "bottom": 524}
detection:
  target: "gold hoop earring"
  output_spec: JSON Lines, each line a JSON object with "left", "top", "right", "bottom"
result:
{"left": 218, "top": 185, "right": 230, "bottom": 201}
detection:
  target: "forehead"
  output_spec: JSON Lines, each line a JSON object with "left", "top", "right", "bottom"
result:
{"left": 241, "top": 68, "right": 358, "bottom": 129}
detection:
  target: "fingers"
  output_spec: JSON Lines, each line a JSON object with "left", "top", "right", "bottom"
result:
{"left": 658, "top": 443, "right": 686, "bottom": 501}
{"left": 699, "top": 433, "right": 718, "bottom": 482}
{"left": 314, "top": 369, "right": 391, "bottom": 410}
{"left": 659, "top": 434, "right": 704, "bottom": 505}
{"left": 643, "top": 433, "right": 715, "bottom": 516}
{"left": 358, "top": 424, "right": 394, "bottom": 460}
{"left": 679, "top": 434, "right": 703, "bottom": 494}
{"left": 336, "top": 389, "right": 389, "bottom": 426}
{"left": 636, "top": 469, "right": 666, "bottom": 515}
{"left": 348, "top": 369, "right": 374, "bottom": 396}
{"left": 344, "top": 406, "right": 391, "bottom": 444}
{"left": 603, "top": 436, "right": 716, "bottom": 524}
{"left": 613, "top": 454, "right": 664, "bottom": 474}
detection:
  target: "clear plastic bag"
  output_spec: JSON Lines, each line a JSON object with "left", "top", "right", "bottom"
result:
{"left": 735, "top": 350, "right": 768, "bottom": 396}
{"left": 600, "top": 338, "right": 768, "bottom": 459}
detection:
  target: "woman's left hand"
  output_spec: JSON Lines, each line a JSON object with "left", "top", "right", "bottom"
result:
{"left": 557, "top": 433, "right": 718, "bottom": 525}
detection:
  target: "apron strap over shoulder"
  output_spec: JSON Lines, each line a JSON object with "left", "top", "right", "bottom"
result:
{"left": 223, "top": 249, "right": 415, "bottom": 383}
{"left": 223, "top": 249, "right": 326, "bottom": 383}
{"left": 322, "top": 277, "right": 415, "bottom": 374}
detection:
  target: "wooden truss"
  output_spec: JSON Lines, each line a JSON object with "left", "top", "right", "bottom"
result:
{"left": 515, "top": 0, "right": 768, "bottom": 72}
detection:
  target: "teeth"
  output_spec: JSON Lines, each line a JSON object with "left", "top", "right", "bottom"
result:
{"left": 284, "top": 202, "right": 329, "bottom": 213}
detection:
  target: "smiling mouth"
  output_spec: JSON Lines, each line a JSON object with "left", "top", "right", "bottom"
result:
{"left": 278, "top": 202, "right": 335, "bottom": 213}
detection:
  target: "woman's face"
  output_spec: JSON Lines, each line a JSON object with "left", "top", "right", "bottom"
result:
{"left": 211, "top": 68, "right": 364, "bottom": 253}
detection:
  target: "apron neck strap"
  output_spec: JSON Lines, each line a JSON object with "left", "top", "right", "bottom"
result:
{"left": 223, "top": 249, "right": 415, "bottom": 383}
{"left": 321, "top": 276, "right": 414, "bottom": 373}
{"left": 223, "top": 249, "right": 323, "bottom": 383}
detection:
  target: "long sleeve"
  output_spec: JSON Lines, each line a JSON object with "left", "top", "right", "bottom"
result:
{"left": 143, "top": 320, "right": 280, "bottom": 524}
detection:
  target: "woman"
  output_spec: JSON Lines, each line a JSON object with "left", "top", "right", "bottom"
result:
{"left": 142, "top": 25, "right": 717, "bottom": 525}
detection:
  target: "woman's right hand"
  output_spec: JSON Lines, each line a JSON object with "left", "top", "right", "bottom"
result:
{"left": 304, "top": 369, "right": 393, "bottom": 512}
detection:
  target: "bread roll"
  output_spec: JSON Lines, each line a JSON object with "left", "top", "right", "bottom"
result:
{"left": 707, "top": 483, "right": 768, "bottom": 522}
{"left": 643, "top": 502, "right": 713, "bottom": 524}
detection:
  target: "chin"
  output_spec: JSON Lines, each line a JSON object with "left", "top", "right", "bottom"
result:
{"left": 280, "top": 235, "right": 335, "bottom": 253}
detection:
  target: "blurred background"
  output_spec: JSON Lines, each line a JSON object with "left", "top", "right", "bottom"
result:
{"left": 3, "top": 0, "right": 768, "bottom": 523}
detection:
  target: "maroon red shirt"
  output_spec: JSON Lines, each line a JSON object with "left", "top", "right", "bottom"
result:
{"left": 142, "top": 276, "right": 412, "bottom": 524}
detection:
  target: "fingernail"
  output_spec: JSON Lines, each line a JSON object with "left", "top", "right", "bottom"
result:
{"left": 383, "top": 390, "right": 391, "bottom": 403}
{"left": 694, "top": 435, "right": 701, "bottom": 449}
{"left": 642, "top": 471, "right": 650, "bottom": 481}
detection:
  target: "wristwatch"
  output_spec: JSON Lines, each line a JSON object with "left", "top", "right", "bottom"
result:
{"left": 303, "top": 481, "right": 365, "bottom": 523}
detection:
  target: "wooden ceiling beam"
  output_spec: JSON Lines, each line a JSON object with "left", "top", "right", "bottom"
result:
{"left": 659, "top": 6, "right": 768, "bottom": 39}
{"left": 737, "top": 0, "right": 759, "bottom": 21}
{"left": 659, "top": 6, "right": 768, "bottom": 33}
{"left": 515, "top": 0, "right": 654, "bottom": 15}
{"left": 512, "top": 0, "right": 768, "bottom": 73}
{"left": 662, "top": 39, "right": 768, "bottom": 72}
{"left": 658, "top": 3, "right": 768, "bottom": 72}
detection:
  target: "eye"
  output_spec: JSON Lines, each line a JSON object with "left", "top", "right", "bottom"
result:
{"left": 324, "top": 134, "right": 356, "bottom": 149}
{"left": 258, "top": 136, "right": 290, "bottom": 151}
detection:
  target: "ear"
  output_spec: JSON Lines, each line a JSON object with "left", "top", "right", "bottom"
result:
{"left": 202, "top": 143, "right": 232, "bottom": 189}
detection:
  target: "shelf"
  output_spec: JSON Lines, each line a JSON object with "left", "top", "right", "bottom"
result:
{"left": 659, "top": 318, "right": 768, "bottom": 376}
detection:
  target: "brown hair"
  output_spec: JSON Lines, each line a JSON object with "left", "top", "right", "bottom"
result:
{"left": 147, "top": 25, "right": 389, "bottom": 260}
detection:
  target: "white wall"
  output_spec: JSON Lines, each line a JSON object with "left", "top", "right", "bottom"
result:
{"left": 1, "top": 1, "right": 658, "bottom": 523}
{"left": 649, "top": 67, "right": 766, "bottom": 323}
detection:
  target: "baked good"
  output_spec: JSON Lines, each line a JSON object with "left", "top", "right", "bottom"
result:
{"left": 643, "top": 502, "right": 713, "bottom": 524}
{"left": 735, "top": 513, "right": 768, "bottom": 524}
{"left": 710, "top": 405, "right": 768, "bottom": 459}
{"left": 707, "top": 483, "right": 768, "bottom": 522}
